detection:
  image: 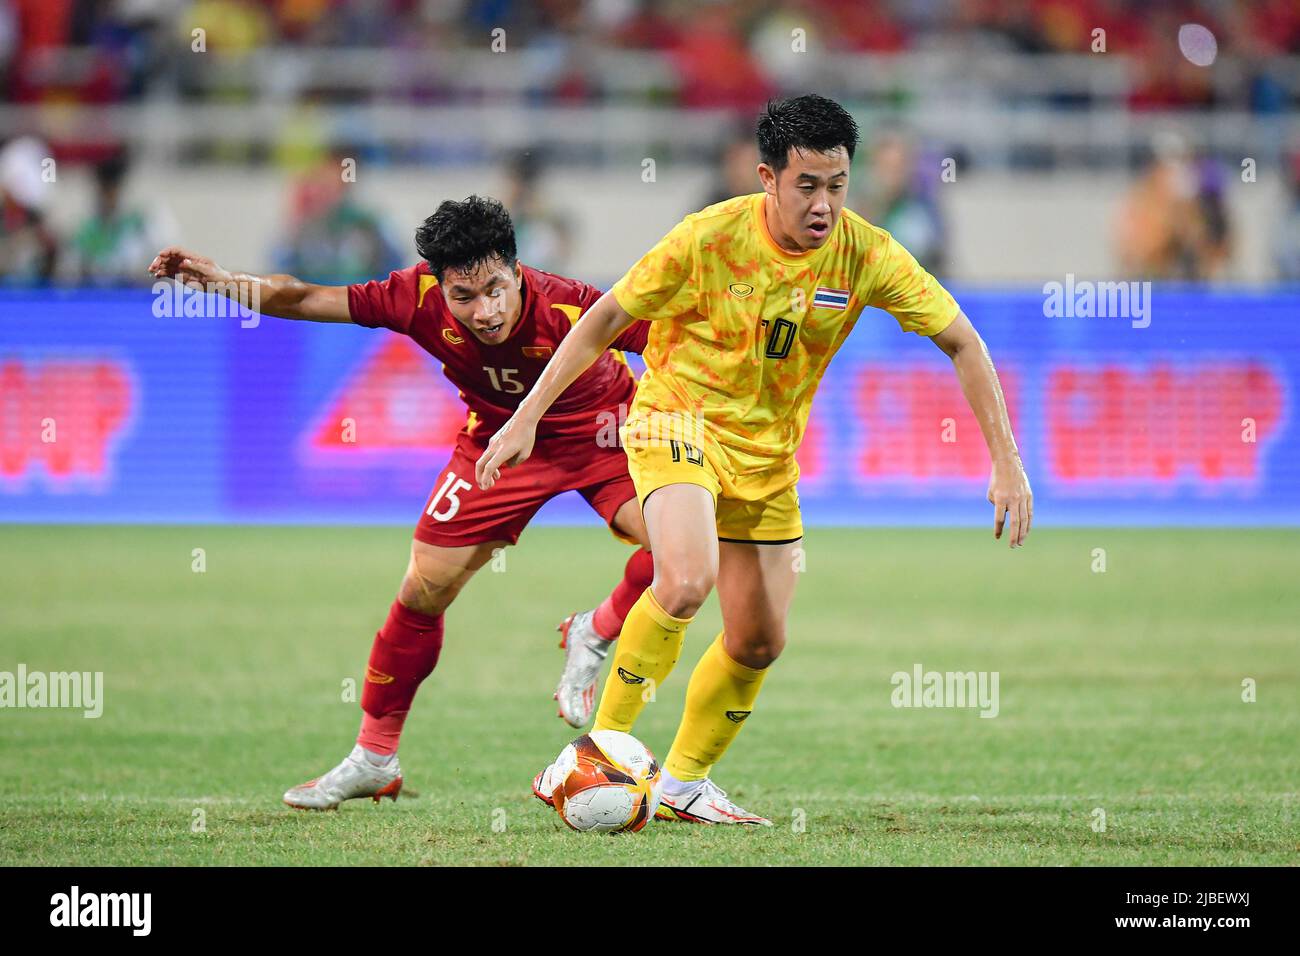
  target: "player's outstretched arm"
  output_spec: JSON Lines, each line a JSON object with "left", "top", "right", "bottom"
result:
{"left": 147, "top": 246, "right": 352, "bottom": 323}
{"left": 474, "top": 291, "right": 636, "bottom": 489}
{"left": 930, "top": 311, "right": 1033, "bottom": 548}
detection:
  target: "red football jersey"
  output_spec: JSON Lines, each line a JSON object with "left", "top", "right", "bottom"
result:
{"left": 347, "top": 263, "right": 649, "bottom": 442}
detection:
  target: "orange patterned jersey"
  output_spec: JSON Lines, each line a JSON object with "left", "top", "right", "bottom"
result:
{"left": 610, "top": 192, "right": 959, "bottom": 481}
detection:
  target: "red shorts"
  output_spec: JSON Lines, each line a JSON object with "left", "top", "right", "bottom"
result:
{"left": 414, "top": 431, "right": 638, "bottom": 548}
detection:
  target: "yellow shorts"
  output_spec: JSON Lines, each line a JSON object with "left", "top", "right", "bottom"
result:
{"left": 624, "top": 439, "right": 803, "bottom": 544}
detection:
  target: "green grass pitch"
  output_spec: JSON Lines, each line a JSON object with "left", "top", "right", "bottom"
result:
{"left": 1, "top": 524, "right": 1296, "bottom": 866}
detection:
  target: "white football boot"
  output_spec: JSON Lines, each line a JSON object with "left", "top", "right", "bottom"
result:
{"left": 283, "top": 744, "right": 403, "bottom": 810}
{"left": 531, "top": 760, "right": 564, "bottom": 808}
{"left": 554, "top": 610, "right": 611, "bottom": 728}
{"left": 655, "top": 777, "right": 772, "bottom": 826}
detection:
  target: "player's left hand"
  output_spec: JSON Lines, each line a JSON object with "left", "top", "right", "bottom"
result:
{"left": 988, "top": 456, "right": 1032, "bottom": 548}
{"left": 475, "top": 413, "right": 538, "bottom": 490}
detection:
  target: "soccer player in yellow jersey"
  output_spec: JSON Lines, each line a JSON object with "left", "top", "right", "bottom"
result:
{"left": 477, "top": 94, "right": 1033, "bottom": 825}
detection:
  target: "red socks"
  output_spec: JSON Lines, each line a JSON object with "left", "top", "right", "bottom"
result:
{"left": 357, "top": 601, "right": 445, "bottom": 755}
{"left": 355, "top": 550, "right": 650, "bottom": 755}
{"left": 592, "top": 548, "right": 654, "bottom": 641}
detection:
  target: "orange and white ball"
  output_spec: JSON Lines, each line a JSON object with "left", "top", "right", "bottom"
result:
{"left": 552, "top": 730, "right": 662, "bottom": 833}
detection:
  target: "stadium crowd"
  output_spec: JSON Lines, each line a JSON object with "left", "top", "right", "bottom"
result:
{"left": 1, "top": 1, "right": 1297, "bottom": 285}
{"left": 2, "top": 0, "right": 1296, "bottom": 112}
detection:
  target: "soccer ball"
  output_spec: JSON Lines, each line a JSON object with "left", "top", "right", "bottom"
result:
{"left": 552, "top": 730, "right": 662, "bottom": 833}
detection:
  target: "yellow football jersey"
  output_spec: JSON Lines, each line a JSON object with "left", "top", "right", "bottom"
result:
{"left": 610, "top": 192, "right": 959, "bottom": 483}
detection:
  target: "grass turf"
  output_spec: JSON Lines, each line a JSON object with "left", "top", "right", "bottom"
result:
{"left": 1, "top": 525, "right": 1296, "bottom": 866}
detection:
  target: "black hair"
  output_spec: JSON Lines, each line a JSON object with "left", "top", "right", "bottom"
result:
{"left": 505, "top": 147, "right": 544, "bottom": 185}
{"left": 94, "top": 152, "right": 129, "bottom": 189}
{"left": 415, "top": 195, "right": 518, "bottom": 281}
{"left": 756, "top": 94, "right": 860, "bottom": 172}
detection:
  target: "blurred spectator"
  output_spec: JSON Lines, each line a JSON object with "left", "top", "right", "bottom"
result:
{"left": 61, "top": 152, "right": 175, "bottom": 286}
{"left": 180, "top": 0, "right": 274, "bottom": 54}
{"left": 175, "top": 0, "right": 274, "bottom": 110}
{"left": 701, "top": 124, "right": 760, "bottom": 208}
{"left": 1114, "top": 132, "right": 1232, "bottom": 280}
{"left": 0, "top": 2, "right": 16, "bottom": 88}
{"left": 670, "top": 2, "right": 773, "bottom": 110}
{"left": 1031, "top": 0, "right": 1098, "bottom": 53}
{"left": 748, "top": 2, "right": 830, "bottom": 90}
{"left": 856, "top": 129, "right": 947, "bottom": 276}
{"left": 274, "top": 154, "right": 401, "bottom": 284}
{"left": 812, "top": 0, "right": 907, "bottom": 52}
{"left": 1090, "top": 0, "right": 1156, "bottom": 54}
{"left": 501, "top": 148, "right": 575, "bottom": 274}
{"left": 0, "top": 136, "right": 58, "bottom": 285}
{"left": 979, "top": 0, "right": 1053, "bottom": 53}
{"left": 608, "top": 0, "right": 681, "bottom": 49}
{"left": 1193, "top": 155, "right": 1231, "bottom": 279}
{"left": 1274, "top": 148, "right": 1300, "bottom": 282}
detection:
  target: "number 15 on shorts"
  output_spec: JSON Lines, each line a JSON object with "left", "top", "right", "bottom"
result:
{"left": 427, "top": 470, "right": 473, "bottom": 522}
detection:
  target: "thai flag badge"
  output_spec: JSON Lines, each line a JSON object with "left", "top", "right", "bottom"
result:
{"left": 812, "top": 286, "right": 850, "bottom": 310}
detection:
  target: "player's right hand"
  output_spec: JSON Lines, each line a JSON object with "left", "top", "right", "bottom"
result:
{"left": 475, "top": 414, "right": 538, "bottom": 490}
{"left": 989, "top": 455, "right": 1032, "bottom": 549}
{"left": 147, "top": 246, "right": 232, "bottom": 290}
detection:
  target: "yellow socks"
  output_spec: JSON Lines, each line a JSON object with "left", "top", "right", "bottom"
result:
{"left": 663, "top": 633, "right": 768, "bottom": 782}
{"left": 592, "top": 588, "right": 692, "bottom": 733}
{"left": 593, "top": 595, "right": 771, "bottom": 783}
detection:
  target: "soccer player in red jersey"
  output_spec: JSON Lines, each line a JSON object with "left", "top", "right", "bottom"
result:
{"left": 148, "top": 195, "right": 653, "bottom": 809}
